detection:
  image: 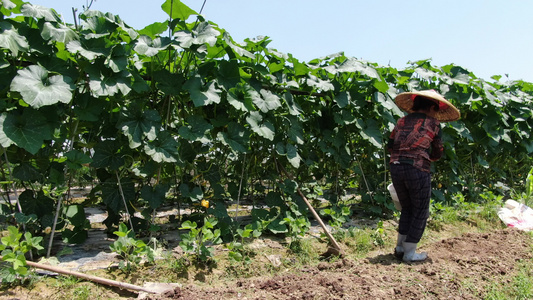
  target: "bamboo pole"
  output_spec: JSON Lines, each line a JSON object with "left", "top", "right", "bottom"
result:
{"left": 22, "top": 259, "right": 158, "bottom": 294}
{"left": 275, "top": 161, "right": 343, "bottom": 256}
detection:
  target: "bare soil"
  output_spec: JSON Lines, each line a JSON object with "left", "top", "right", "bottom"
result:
{"left": 143, "top": 228, "right": 532, "bottom": 300}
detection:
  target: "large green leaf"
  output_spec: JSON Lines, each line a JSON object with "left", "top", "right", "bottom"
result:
{"left": 246, "top": 111, "right": 275, "bottom": 141}
{"left": 355, "top": 118, "right": 383, "bottom": 148}
{"left": 134, "top": 36, "right": 171, "bottom": 57}
{"left": 18, "top": 190, "right": 54, "bottom": 218}
{"left": 161, "top": 0, "right": 197, "bottom": 21}
{"left": 275, "top": 142, "right": 301, "bottom": 168}
{"left": 255, "top": 89, "right": 282, "bottom": 113}
{"left": 0, "top": 109, "right": 53, "bottom": 154}
{"left": 287, "top": 116, "right": 305, "bottom": 145}
{"left": 81, "top": 10, "right": 138, "bottom": 40}
{"left": 183, "top": 75, "right": 221, "bottom": 107}
{"left": 217, "top": 122, "right": 250, "bottom": 153}
{"left": 79, "top": 11, "right": 119, "bottom": 39}
{"left": 86, "top": 66, "right": 131, "bottom": 97}
{"left": 10, "top": 65, "right": 74, "bottom": 108}
{"left": 41, "top": 22, "right": 78, "bottom": 44}
{"left": 222, "top": 32, "right": 254, "bottom": 59}
{"left": 65, "top": 149, "right": 93, "bottom": 169}
{"left": 63, "top": 204, "right": 87, "bottom": 227}
{"left": 179, "top": 183, "right": 203, "bottom": 201}
{"left": 0, "top": 21, "right": 29, "bottom": 55}
{"left": 66, "top": 38, "right": 112, "bottom": 60}
{"left": 174, "top": 22, "right": 220, "bottom": 48}
{"left": 144, "top": 131, "right": 180, "bottom": 163}
{"left": 90, "top": 140, "right": 125, "bottom": 170}
{"left": 118, "top": 108, "right": 162, "bottom": 148}
{"left": 100, "top": 177, "right": 135, "bottom": 214}
{"left": 138, "top": 22, "right": 168, "bottom": 39}
{"left": 12, "top": 162, "right": 41, "bottom": 182}
{"left": 178, "top": 115, "right": 213, "bottom": 143}
{"left": 1, "top": 0, "right": 23, "bottom": 16}
{"left": 141, "top": 184, "right": 169, "bottom": 209}
{"left": 21, "top": 3, "right": 62, "bottom": 22}
{"left": 227, "top": 83, "right": 257, "bottom": 112}
{"left": 154, "top": 69, "right": 184, "bottom": 95}
{"left": 106, "top": 45, "right": 128, "bottom": 73}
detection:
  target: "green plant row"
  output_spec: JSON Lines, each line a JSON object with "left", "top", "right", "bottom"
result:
{"left": 0, "top": 0, "right": 531, "bottom": 248}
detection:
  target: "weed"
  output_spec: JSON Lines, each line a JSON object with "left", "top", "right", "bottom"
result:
{"left": 370, "top": 220, "right": 386, "bottom": 247}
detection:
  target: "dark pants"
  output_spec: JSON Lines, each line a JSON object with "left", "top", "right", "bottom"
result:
{"left": 390, "top": 163, "right": 431, "bottom": 243}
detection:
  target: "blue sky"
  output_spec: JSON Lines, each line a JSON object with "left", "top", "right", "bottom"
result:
{"left": 28, "top": 0, "right": 533, "bottom": 82}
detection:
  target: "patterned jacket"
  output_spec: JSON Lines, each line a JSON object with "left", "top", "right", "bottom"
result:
{"left": 388, "top": 112, "right": 443, "bottom": 173}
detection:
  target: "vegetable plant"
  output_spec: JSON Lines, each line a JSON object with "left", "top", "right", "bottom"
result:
{"left": 0, "top": 226, "right": 44, "bottom": 285}
{"left": 109, "top": 223, "right": 155, "bottom": 272}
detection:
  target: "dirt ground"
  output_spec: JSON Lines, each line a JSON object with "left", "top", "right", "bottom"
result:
{"left": 144, "top": 228, "right": 532, "bottom": 300}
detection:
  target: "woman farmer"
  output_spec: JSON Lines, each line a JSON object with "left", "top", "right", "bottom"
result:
{"left": 388, "top": 90, "right": 460, "bottom": 262}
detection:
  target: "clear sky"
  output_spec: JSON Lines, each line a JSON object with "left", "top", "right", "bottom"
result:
{"left": 27, "top": 0, "right": 533, "bottom": 82}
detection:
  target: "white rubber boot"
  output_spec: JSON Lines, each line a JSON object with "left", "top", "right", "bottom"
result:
{"left": 394, "top": 234, "right": 407, "bottom": 259}
{"left": 402, "top": 242, "right": 428, "bottom": 262}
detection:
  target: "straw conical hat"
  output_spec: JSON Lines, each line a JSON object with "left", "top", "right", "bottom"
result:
{"left": 395, "top": 90, "right": 460, "bottom": 122}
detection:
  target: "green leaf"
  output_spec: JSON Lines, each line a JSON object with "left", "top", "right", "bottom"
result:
{"left": 287, "top": 116, "right": 305, "bottom": 145}
{"left": 179, "top": 220, "right": 197, "bottom": 230}
{"left": 134, "top": 35, "right": 170, "bottom": 57}
{"left": 161, "top": 0, "right": 197, "bottom": 21}
{"left": 21, "top": 3, "right": 62, "bottom": 22}
{"left": 138, "top": 22, "right": 168, "bottom": 39}
{"left": 246, "top": 111, "right": 275, "bottom": 141}
{"left": 222, "top": 32, "right": 254, "bottom": 59}
{"left": 0, "top": 109, "right": 53, "bottom": 154}
{"left": 306, "top": 75, "right": 334, "bottom": 91}
{"left": 227, "top": 83, "right": 257, "bottom": 112}
{"left": 18, "top": 191, "right": 53, "bottom": 218}
{"left": 66, "top": 39, "right": 112, "bottom": 60}
{"left": 65, "top": 149, "right": 93, "bottom": 169}
{"left": 335, "top": 91, "right": 350, "bottom": 108}
{"left": 90, "top": 140, "right": 125, "bottom": 170}
{"left": 144, "top": 131, "right": 180, "bottom": 163}
{"left": 86, "top": 66, "right": 131, "bottom": 97}
{"left": 10, "top": 65, "right": 74, "bottom": 108}
{"left": 73, "top": 93, "right": 106, "bottom": 121}
{"left": 216, "top": 122, "right": 250, "bottom": 153}
{"left": 254, "top": 89, "right": 282, "bottom": 113}
{"left": 61, "top": 228, "right": 88, "bottom": 244}
{"left": 355, "top": 118, "right": 383, "bottom": 148}
{"left": 278, "top": 143, "right": 301, "bottom": 168}
{"left": 0, "top": 21, "right": 29, "bottom": 55}
{"left": 63, "top": 204, "right": 87, "bottom": 226}
{"left": 141, "top": 184, "right": 169, "bottom": 209}
{"left": 154, "top": 69, "right": 184, "bottom": 95}
{"left": 100, "top": 177, "right": 135, "bottom": 214}
{"left": 178, "top": 115, "right": 213, "bottom": 143}
{"left": 174, "top": 22, "right": 219, "bottom": 48}
{"left": 118, "top": 107, "right": 162, "bottom": 148}
{"left": 1, "top": 0, "right": 22, "bottom": 16}
{"left": 184, "top": 75, "right": 221, "bottom": 107}
{"left": 12, "top": 162, "right": 40, "bottom": 182}
{"left": 41, "top": 22, "right": 78, "bottom": 44}
{"left": 179, "top": 184, "right": 203, "bottom": 201}
{"left": 106, "top": 45, "right": 128, "bottom": 73}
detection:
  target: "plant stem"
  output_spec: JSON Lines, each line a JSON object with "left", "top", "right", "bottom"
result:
{"left": 116, "top": 171, "right": 135, "bottom": 233}
{"left": 47, "top": 194, "right": 63, "bottom": 258}
{"left": 235, "top": 154, "right": 246, "bottom": 222}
